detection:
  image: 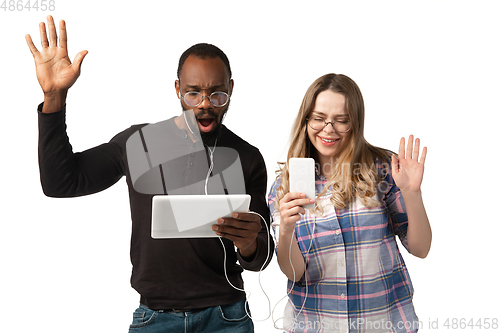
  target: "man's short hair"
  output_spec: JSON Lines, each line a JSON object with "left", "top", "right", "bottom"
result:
{"left": 177, "top": 43, "right": 232, "bottom": 79}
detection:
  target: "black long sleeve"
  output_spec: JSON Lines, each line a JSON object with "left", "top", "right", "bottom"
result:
{"left": 38, "top": 103, "right": 128, "bottom": 197}
{"left": 37, "top": 103, "right": 274, "bottom": 310}
{"left": 234, "top": 145, "right": 274, "bottom": 271}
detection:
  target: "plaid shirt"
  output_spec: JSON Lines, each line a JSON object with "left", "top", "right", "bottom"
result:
{"left": 268, "top": 161, "right": 419, "bottom": 333}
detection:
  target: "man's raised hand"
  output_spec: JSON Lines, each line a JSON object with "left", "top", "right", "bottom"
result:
{"left": 26, "top": 15, "right": 88, "bottom": 113}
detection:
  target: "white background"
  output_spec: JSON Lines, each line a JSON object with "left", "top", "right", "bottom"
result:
{"left": 1, "top": 1, "right": 499, "bottom": 332}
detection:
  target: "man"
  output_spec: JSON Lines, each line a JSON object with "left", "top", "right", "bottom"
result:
{"left": 26, "top": 16, "right": 273, "bottom": 332}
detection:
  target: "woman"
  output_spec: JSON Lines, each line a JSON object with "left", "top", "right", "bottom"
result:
{"left": 268, "top": 73, "right": 431, "bottom": 333}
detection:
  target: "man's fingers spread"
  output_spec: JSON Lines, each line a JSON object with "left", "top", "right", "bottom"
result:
{"left": 39, "top": 22, "right": 49, "bottom": 48}
{"left": 72, "top": 50, "right": 88, "bottom": 70}
{"left": 47, "top": 15, "right": 58, "bottom": 47}
{"left": 59, "top": 20, "right": 67, "bottom": 49}
{"left": 25, "top": 34, "right": 40, "bottom": 56}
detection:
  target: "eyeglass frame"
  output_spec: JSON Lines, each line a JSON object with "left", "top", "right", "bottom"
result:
{"left": 178, "top": 85, "right": 231, "bottom": 107}
{"left": 305, "top": 116, "right": 352, "bottom": 133}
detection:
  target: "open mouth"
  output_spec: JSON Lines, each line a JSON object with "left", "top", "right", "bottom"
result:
{"left": 197, "top": 117, "right": 215, "bottom": 132}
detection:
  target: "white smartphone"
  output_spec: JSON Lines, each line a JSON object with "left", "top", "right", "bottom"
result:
{"left": 289, "top": 157, "right": 316, "bottom": 209}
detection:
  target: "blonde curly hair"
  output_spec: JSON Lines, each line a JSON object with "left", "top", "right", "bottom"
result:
{"left": 275, "top": 73, "right": 393, "bottom": 212}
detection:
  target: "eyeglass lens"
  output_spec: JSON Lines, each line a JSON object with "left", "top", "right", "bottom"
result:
{"left": 183, "top": 92, "right": 229, "bottom": 107}
{"left": 308, "top": 118, "right": 351, "bottom": 133}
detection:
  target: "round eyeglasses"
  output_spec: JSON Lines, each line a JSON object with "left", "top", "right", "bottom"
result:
{"left": 306, "top": 117, "right": 352, "bottom": 133}
{"left": 181, "top": 91, "right": 230, "bottom": 108}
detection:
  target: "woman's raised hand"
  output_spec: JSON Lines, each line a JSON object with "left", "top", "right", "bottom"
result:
{"left": 391, "top": 135, "right": 427, "bottom": 193}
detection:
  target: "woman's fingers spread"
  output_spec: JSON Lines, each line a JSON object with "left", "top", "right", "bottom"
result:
{"left": 413, "top": 138, "right": 420, "bottom": 161}
{"left": 420, "top": 146, "right": 427, "bottom": 165}
{"left": 406, "top": 135, "right": 414, "bottom": 160}
{"left": 398, "top": 137, "right": 405, "bottom": 160}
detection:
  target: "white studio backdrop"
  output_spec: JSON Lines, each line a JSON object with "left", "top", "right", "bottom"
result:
{"left": 1, "top": 1, "right": 499, "bottom": 332}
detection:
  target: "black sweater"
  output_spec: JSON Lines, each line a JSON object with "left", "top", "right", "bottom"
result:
{"left": 37, "top": 104, "right": 273, "bottom": 310}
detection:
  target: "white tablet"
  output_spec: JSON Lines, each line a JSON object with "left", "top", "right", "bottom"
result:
{"left": 151, "top": 194, "right": 251, "bottom": 238}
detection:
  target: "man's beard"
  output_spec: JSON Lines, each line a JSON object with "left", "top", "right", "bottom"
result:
{"left": 182, "top": 102, "right": 229, "bottom": 147}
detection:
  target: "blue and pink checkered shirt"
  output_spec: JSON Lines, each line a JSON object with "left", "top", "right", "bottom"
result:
{"left": 268, "top": 160, "right": 419, "bottom": 333}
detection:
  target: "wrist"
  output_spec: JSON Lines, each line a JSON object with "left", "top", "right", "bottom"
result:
{"left": 238, "top": 240, "right": 257, "bottom": 260}
{"left": 279, "top": 225, "right": 296, "bottom": 239}
{"left": 400, "top": 189, "right": 422, "bottom": 198}
{"left": 400, "top": 189, "right": 425, "bottom": 206}
{"left": 42, "top": 90, "right": 68, "bottom": 114}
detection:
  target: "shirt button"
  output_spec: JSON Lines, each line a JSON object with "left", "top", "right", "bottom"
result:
{"left": 338, "top": 261, "right": 344, "bottom": 266}
{"left": 335, "top": 229, "right": 341, "bottom": 235}
{"left": 188, "top": 161, "right": 193, "bottom": 166}
{"left": 341, "top": 293, "right": 345, "bottom": 299}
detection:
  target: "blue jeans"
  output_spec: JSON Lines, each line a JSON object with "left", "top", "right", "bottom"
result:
{"left": 128, "top": 298, "right": 254, "bottom": 333}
